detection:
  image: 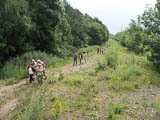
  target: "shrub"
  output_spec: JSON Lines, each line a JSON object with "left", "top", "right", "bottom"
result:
{"left": 105, "top": 49, "right": 119, "bottom": 68}
{"left": 95, "top": 59, "right": 107, "bottom": 72}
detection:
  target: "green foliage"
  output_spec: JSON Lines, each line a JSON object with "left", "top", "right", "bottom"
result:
{"left": 114, "top": 20, "right": 148, "bottom": 54}
{"left": 95, "top": 59, "right": 107, "bottom": 72}
{"left": 152, "top": 99, "right": 160, "bottom": 115}
{"left": 114, "top": 3, "right": 160, "bottom": 72}
{"left": 51, "top": 96, "right": 58, "bottom": 102}
{"left": 64, "top": 74, "right": 83, "bottom": 87}
{"left": 58, "top": 71, "right": 64, "bottom": 81}
{"left": 105, "top": 48, "right": 119, "bottom": 68}
{"left": 11, "top": 94, "right": 44, "bottom": 120}
{"left": 108, "top": 101, "right": 126, "bottom": 120}
{"left": 51, "top": 99, "right": 62, "bottom": 119}
{"left": 48, "top": 74, "right": 57, "bottom": 84}
{"left": 0, "top": 51, "right": 59, "bottom": 79}
{"left": 0, "top": 0, "right": 109, "bottom": 78}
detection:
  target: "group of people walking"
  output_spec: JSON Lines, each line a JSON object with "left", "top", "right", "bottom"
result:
{"left": 26, "top": 59, "right": 46, "bottom": 85}
{"left": 97, "top": 48, "right": 105, "bottom": 54}
{"left": 73, "top": 52, "right": 87, "bottom": 66}
{"left": 26, "top": 46, "right": 109, "bottom": 85}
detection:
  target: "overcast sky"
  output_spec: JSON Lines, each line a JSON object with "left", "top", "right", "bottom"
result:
{"left": 67, "top": 0, "right": 157, "bottom": 34}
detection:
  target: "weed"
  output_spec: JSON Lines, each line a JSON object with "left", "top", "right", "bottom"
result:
{"left": 93, "top": 98, "right": 99, "bottom": 109}
{"left": 58, "top": 71, "right": 64, "bottom": 81}
{"left": 64, "top": 75, "right": 83, "bottom": 87}
{"left": 11, "top": 94, "right": 44, "bottom": 120}
{"left": 88, "top": 71, "right": 97, "bottom": 76}
{"left": 64, "top": 79, "right": 82, "bottom": 87}
{"left": 104, "top": 48, "right": 119, "bottom": 68}
{"left": 51, "top": 96, "right": 58, "bottom": 102}
{"left": 51, "top": 99, "right": 62, "bottom": 119}
{"left": 108, "top": 101, "right": 127, "bottom": 120}
{"left": 75, "top": 98, "right": 87, "bottom": 109}
{"left": 48, "top": 73, "right": 57, "bottom": 84}
{"left": 144, "top": 78, "right": 151, "bottom": 88}
{"left": 152, "top": 98, "right": 160, "bottom": 115}
{"left": 95, "top": 59, "right": 107, "bottom": 72}
{"left": 134, "top": 83, "right": 141, "bottom": 89}
{"left": 90, "top": 110, "right": 98, "bottom": 117}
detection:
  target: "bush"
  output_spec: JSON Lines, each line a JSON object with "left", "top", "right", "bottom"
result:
{"left": 95, "top": 59, "right": 107, "bottom": 72}
{"left": 0, "top": 51, "right": 59, "bottom": 80}
{"left": 105, "top": 48, "right": 119, "bottom": 68}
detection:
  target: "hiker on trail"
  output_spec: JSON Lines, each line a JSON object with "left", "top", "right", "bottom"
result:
{"left": 73, "top": 53, "right": 78, "bottom": 66}
{"left": 31, "top": 59, "right": 37, "bottom": 66}
{"left": 31, "top": 59, "right": 37, "bottom": 80}
{"left": 83, "top": 52, "right": 87, "bottom": 64}
{"left": 39, "top": 59, "right": 47, "bottom": 79}
{"left": 79, "top": 53, "right": 83, "bottom": 65}
{"left": 99, "top": 48, "right": 101, "bottom": 54}
{"left": 26, "top": 64, "right": 34, "bottom": 83}
{"left": 36, "top": 59, "right": 44, "bottom": 85}
{"left": 97, "top": 48, "right": 99, "bottom": 54}
{"left": 103, "top": 48, "right": 106, "bottom": 53}
{"left": 102, "top": 48, "right": 104, "bottom": 54}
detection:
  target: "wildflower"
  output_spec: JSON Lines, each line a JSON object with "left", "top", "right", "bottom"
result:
{"left": 93, "top": 98, "right": 99, "bottom": 103}
{"left": 51, "top": 100, "right": 62, "bottom": 118}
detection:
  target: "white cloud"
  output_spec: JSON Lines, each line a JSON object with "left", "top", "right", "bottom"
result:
{"left": 67, "top": 0, "right": 157, "bottom": 34}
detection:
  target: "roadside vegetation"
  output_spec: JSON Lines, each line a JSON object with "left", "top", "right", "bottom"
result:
{"left": 1, "top": 40, "right": 159, "bottom": 120}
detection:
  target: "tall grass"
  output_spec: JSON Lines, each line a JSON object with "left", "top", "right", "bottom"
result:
{"left": 104, "top": 48, "right": 119, "bottom": 68}
{"left": 0, "top": 51, "right": 59, "bottom": 80}
{"left": 95, "top": 40, "right": 160, "bottom": 91}
{"left": 10, "top": 94, "right": 44, "bottom": 120}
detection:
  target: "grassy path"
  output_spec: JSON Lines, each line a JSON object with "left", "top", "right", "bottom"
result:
{"left": 0, "top": 49, "right": 99, "bottom": 119}
{"left": 1, "top": 41, "right": 160, "bottom": 120}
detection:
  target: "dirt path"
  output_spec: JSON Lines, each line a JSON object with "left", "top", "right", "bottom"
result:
{"left": 0, "top": 81, "right": 27, "bottom": 97}
{"left": 0, "top": 55, "right": 98, "bottom": 120}
{"left": 0, "top": 99, "right": 19, "bottom": 120}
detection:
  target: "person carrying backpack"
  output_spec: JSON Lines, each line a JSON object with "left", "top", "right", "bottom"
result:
{"left": 26, "top": 64, "right": 34, "bottom": 83}
{"left": 31, "top": 59, "right": 37, "bottom": 80}
{"left": 97, "top": 48, "right": 99, "bottom": 54}
{"left": 83, "top": 52, "right": 87, "bottom": 64}
{"left": 73, "top": 53, "right": 78, "bottom": 66}
{"left": 79, "top": 53, "right": 83, "bottom": 65}
{"left": 36, "top": 60, "right": 44, "bottom": 85}
{"left": 39, "top": 59, "right": 47, "bottom": 79}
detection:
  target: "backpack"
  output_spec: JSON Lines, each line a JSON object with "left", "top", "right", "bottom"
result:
{"left": 32, "top": 66, "right": 36, "bottom": 72}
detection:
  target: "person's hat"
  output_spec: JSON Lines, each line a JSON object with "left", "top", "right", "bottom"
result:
{"left": 37, "top": 59, "right": 41, "bottom": 63}
{"left": 32, "top": 59, "right": 35, "bottom": 62}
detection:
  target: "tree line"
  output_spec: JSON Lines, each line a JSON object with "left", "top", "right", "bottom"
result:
{"left": 0, "top": 0, "right": 109, "bottom": 68}
{"left": 114, "top": 2, "right": 160, "bottom": 72}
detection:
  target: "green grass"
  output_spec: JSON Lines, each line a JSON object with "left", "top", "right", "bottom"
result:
{"left": 152, "top": 100, "right": 160, "bottom": 115}
{"left": 108, "top": 101, "right": 127, "bottom": 120}
{"left": 0, "top": 51, "right": 60, "bottom": 83}
{"left": 3, "top": 40, "right": 160, "bottom": 120}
